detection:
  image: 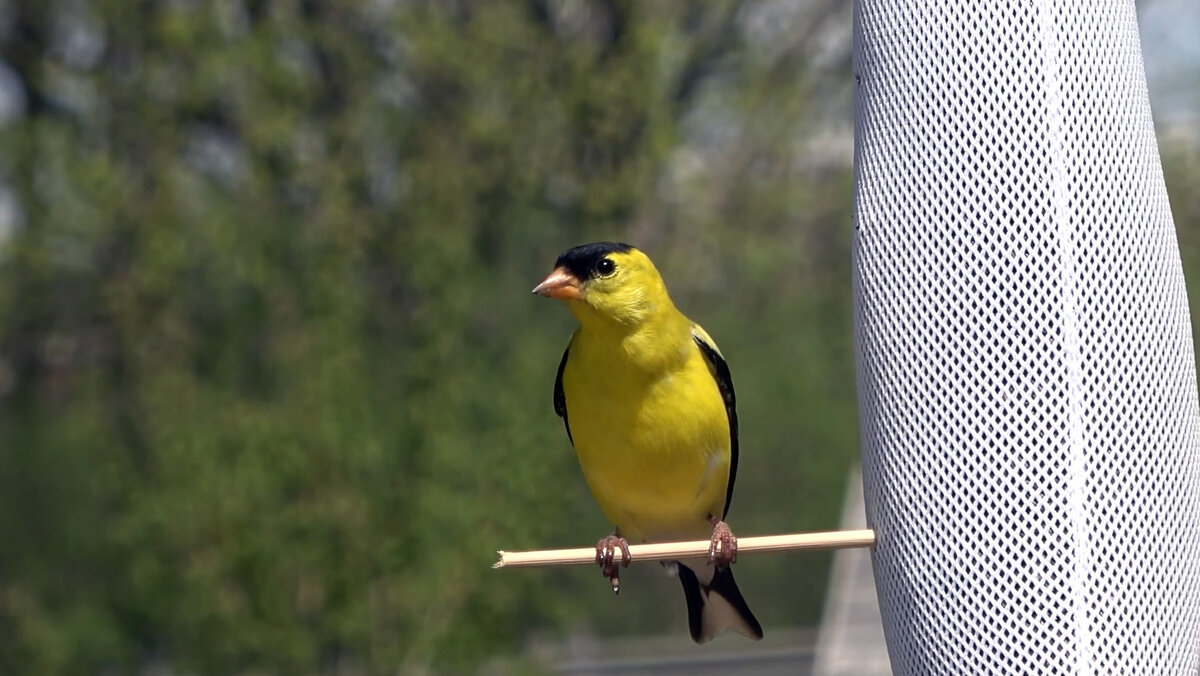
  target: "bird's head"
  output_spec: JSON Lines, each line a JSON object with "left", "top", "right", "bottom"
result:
{"left": 532, "top": 242, "right": 674, "bottom": 329}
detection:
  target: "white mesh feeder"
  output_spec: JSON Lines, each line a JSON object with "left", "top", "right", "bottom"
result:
{"left": 853, "top": 0, "right": 1200, "bottom": 673}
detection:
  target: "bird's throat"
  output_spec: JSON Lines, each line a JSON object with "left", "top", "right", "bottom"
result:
{"left": 571, "top": 309, "right": 693, "bottom": 375}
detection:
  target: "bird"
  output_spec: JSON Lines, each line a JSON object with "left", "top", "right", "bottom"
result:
{"left": 532, "top": 241, "right": 763, "bottom": 644}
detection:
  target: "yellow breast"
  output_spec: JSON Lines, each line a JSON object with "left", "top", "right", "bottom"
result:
{"left": 562, "top": 331, "right": 731, "bottom": 543}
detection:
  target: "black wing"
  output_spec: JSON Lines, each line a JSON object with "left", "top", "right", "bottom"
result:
{"left": 693, "top": 332, "right": 738, "bottom": 519}
{"left": 553, "top": 345, "right": 573, "bottom": 445}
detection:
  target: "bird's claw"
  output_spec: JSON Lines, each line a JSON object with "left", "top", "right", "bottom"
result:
{"left": 708, "top": 519, "right": 738, "bottom": 569}
{"left": 595, "top": 534, "right": 631, "bottom": 594}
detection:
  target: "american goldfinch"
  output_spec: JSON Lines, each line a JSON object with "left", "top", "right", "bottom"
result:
{"left": 533, "top": 242, "right": 763, "bottom": 643}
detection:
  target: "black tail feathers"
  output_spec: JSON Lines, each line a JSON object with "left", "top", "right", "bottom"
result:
{"left": 677, "top": 562, "right": 763, "bottom": 643}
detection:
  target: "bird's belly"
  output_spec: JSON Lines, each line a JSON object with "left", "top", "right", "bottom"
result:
{"left": 567, "top": 369, "right": 732, "bottom": 543}
{"left": 580, "top": 446, "right": 728, "bottom": 542}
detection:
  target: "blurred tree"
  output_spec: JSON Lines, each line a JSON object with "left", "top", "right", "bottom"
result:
{"left": 0, "top": 0, "right": 871, "bottom": 673}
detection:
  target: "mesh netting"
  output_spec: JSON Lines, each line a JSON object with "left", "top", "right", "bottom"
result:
{"left": 851, "top": 1, "right": 1200, "bottom": 673}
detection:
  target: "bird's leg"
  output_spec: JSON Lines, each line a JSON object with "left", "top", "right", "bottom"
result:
{"left": 595, "top": 530, "right": 631, "bottom": 594}
{"left": 707, "top": 514, "right": 738, "bottom": 569}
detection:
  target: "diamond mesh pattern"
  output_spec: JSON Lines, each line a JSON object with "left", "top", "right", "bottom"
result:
{"left": 851, "top": 1, "right": 1200, "bottom": 673}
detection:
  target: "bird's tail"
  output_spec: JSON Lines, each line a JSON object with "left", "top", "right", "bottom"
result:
{"left": 676, "top": 562, "right": 763, "bottom": 643}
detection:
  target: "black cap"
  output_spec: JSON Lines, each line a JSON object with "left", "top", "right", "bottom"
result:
{"left": 554, "top": 242, "right": 634, "bottom": 281}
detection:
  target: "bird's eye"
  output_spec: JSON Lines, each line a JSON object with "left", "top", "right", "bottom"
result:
{"left": 595, "top": 258, "right": 616, "bottom": 277}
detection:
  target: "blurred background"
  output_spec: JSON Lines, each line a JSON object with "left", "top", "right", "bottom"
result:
{"left": 0, "top": 1, "right": 1195, "bottom": 673}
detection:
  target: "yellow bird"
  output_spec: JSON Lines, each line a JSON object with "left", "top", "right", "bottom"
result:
{"left": 533, "top": 242, "right": 762, "bottom": 643}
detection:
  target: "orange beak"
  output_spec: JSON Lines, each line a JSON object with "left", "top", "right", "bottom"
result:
{"left": 532, "top": 267, "right": 582, "bottom": 301}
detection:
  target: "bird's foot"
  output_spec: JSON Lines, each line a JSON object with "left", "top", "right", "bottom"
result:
{"left": 707, "top": 516, "right": 738, "bottom": 569}
{"left": 595, "top": 534, "right": 631, "bottom": 594}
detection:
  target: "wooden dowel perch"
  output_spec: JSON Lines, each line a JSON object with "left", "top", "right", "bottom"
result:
{"left": 493, "top": 529, "right": 875, "bottom": 569}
